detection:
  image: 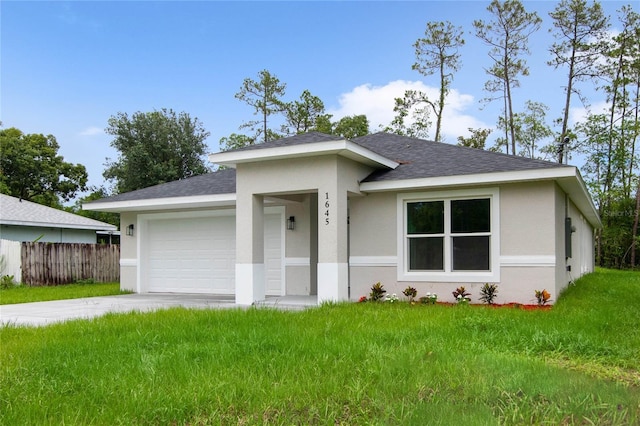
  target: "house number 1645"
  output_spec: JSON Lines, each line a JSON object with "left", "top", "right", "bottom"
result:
{"left": 324, "top": 192, "right": 330, "bottom": 225}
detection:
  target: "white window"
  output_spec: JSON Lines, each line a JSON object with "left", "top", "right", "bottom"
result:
{"left": 397, "top": 188, "right": 500, "bottom": 283}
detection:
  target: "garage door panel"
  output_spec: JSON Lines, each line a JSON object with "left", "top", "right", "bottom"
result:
{"left": 145, "top": 213, "right": 282, "bottom": 295}
{"left": 147, "top": 217, "right": 234, "bottom": 294}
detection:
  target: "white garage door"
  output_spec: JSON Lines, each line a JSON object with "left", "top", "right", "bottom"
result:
{"left": 145, "top": 213, "right": 282, "bottom": 295}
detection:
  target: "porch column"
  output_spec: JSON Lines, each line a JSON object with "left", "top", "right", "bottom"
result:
{"left": 235, "top": 193, "right": 265, "bottom": 305}
{"left": 317, "top": 186, "right": 349, "bottom": 303}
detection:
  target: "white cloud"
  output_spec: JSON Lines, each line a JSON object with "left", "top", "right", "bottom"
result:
{"left": 327, "top": 80, "right": 489, "bottom": 142}
{"left": 79, "top": 126, "right": 104, "bottom": 136}
{"left": 569, "top": 100, "right": 610, "bottom": 126}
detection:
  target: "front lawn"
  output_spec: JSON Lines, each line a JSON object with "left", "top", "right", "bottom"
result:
{"left": 0, "top": 282, "right": 128, "bottom": 305}
{"left": 1, "top": 269, "right": 639, "bottom": 424}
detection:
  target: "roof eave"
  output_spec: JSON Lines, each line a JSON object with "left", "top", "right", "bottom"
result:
{"left": 209, "top": 140, "right": 399, "bottom": 169}
{"left": 83, "top": 193, "right": 237, "bottom": 213}
{"left": 360, "top": 167, "right": 602, "bottom": 228}
{"left": 555, "top": 169, "right": 602, "bottom": 229}
{"left": 0, "top": 220, "right": 117, "bottom": 231}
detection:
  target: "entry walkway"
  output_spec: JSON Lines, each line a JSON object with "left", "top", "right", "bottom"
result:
{"left": 0, "top": 294, "right": 317, "bottom": 327}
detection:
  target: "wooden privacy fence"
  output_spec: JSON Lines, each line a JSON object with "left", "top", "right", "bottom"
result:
{"left": 20, "top": 242, "right": 120, "bottom": 286}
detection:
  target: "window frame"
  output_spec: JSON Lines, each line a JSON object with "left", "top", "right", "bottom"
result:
{"left": 397, "top": 188, "right": 500, "bottom": 283}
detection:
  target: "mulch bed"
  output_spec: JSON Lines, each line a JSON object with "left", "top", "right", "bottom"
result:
{"left": 434, "top": 302, "right": 552, "bottom": 310}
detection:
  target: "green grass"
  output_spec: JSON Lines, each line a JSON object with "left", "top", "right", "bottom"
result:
{"left": 1, "top": 269, "right": 639, "bottom": 424}
{"left": 0, "top": 282, "right": 129, "bottom": 305}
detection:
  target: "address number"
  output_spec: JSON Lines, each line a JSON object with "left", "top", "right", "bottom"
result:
{"left": 324, "top": 192, "right": 330, "bottom": 225}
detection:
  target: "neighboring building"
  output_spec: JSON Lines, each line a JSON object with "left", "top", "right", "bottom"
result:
{"left": 85, "top": 132, "right": 600, "bottom": 305}
{"left": 0, "top": 194, "right": 117, "bottom": 243}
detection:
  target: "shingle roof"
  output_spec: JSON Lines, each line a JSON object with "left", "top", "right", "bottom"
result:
{"left": 0, "top": 194, "right": 116, "bottom": 230}
{"left": 89, "top": 168, "right": 236, "bottom": 203}
{"left": 228, "top": 132, "right": 345, "bottom": 152}
{"left": 88, "top": 132, "right": 568, "bottom": 204}
{"left": 351, "top": 133, "right": 567, "bottom": 182}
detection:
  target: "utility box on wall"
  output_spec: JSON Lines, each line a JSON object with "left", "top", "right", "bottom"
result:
{"left": 565, "top": 217, "right": 573, "bottom": 259}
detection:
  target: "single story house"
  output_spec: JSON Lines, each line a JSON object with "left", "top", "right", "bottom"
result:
{"left": 85, "top": 132, "right": 600, "bottom": 305}
{"left": 1, "top": 194, "right": 117, "bottom": 243}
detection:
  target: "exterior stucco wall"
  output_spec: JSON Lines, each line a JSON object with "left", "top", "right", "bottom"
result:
{"left": 0, "top": 225, "right": 99, "bottom": 243}
{"left": 554, "top": 184, "right": 566, "bottom": 299}
{"left": 119, "top": 212, "right": 138, "bottom": 292}
{"left": 235, "top": 155, "right": 374, "bottom": 302}
{"left": 285, "top": 196, "right": 311, "bottom": 258}
{"left": 284, "top": 195, "right": 312, "bottom": 295}
{"left": 349, "top": 266, "right": 399, "bottom": 300}
{"left": 554, "top": 185, "right": 595, "bottom": 297}
{"left": 500, "top": 181, "right": 555, "bottom": 256}
{"left": 348, "top": 181, "right": 573, "bottom": 304}
{"left": 348, "top": 191, "right": 398, "bottom": 300}
{"left": 349, "top": 192, "right": 397, "bottom": 257}
{"left": 499, "top": 181, "right": 558, "bottom": 303}
{"left": 114, "top": 163, "right": 596, "bottom": 305}
{"left": 570, "top": 199, "right": 595, "bottom": 277}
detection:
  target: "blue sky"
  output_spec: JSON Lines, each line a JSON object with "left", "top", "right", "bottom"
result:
{"left": 1, "top": 1, "right": 635, "bottom": 195}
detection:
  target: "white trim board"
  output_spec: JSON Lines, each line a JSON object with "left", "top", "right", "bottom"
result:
{"left": 84, "top": 193, "right": 236, "bottom": 213}
{"left": 362, "top": 167, "right": 577, "bottom": 193}
{"left": 120, "top": 258, "right": 137, "bottom": 267}
{"left": 210, "top": 140, "right": 399, "bottom": 169}
{"left": 285, "top": 257, "right": 311, "bottom": 266}
{"left": 349, "top": 256, "right": 397, "bottom": 267}
{"left": 500, "top": 255, "right": 556, "bottom": 267}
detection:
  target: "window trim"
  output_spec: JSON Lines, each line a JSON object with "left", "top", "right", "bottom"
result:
{"left": 397, "top": 188, "right": 500, "bottom": 283}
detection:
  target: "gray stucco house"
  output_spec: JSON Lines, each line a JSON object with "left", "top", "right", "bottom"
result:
{"left": 85, "top": 132, "right": 600, "bottom": 305}
{"left": 1, "top": 194, "right": 117, "bottom": 243}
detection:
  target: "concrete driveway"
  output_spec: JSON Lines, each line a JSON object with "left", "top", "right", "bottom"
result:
{"left": 0, "top": 294, "right": 317, "bottom": 327}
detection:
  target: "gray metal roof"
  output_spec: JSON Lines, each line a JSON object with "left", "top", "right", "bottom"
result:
{"left": 0, "top": 194, "right": 117, "bottom": 231}
{"left": 90, "top": 168, "right": 236, "bottom": 203}
{"left": 352, "top": 133, "right": 567, "bottom": 182}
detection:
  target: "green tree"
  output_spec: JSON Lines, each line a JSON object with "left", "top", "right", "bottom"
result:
{"left": 583, "top": 6, "right": 640, "bottom": 268}
{"left": 599, "top": 6, "right": 639, "bottom": 200}
{"left": 67, "top": 187, "right": 120, "bottom": 227}
{"left": 386, "top": 92, "right": 432, "bottom": 139}
{"left": 457, "top": 128, "right": 492, "bottom": 150}
{"left": 332, "top": 115, "right": 370, "bottom": 139}
{"left": 315, "top": 115, "right": 334, "bottom": 135}
{"left": 313, "top": 114, "right": 370, "bottom": 139}
{"left": 513, "top": 101, "right": 554, "bottom": 159}
{"left": 219, "top": 133, "right": 255, "bottom": 151}
{"left": 548, "top": 0, "right": 609, "bottom": 164}
{"left": 473, "top": 0, "right": 542, "bottom": 156}
{"left": 235, "top": 69, "right": 286, "bottom": 143}
{"left": 577, "top": 113, "right": 638, "bottom": 268}
{"left": 104, "top": 109, "right": 210, "bottom": 194}
{"left": 219, "top": 113, "right": 369, "bottom": 152}
{"left": 392, "top": 21, "right": 464, "bottom": 142}
{"left": 282, "top": 90, "right": 330, "bottom": 135}
{"left": 0, "top": 127, "right": 88, "bottom": 207}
